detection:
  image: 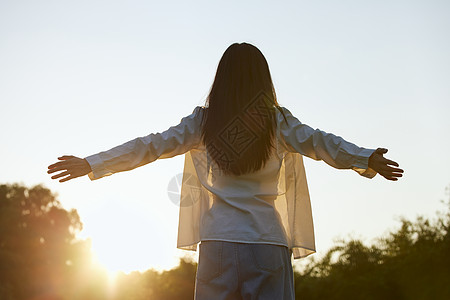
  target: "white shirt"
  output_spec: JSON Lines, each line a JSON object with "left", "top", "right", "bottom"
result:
{"left": 85, "top": 106, "right": 377, "bottom": 260}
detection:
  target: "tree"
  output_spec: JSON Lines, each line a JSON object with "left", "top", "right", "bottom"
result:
{"left": 294, "top": 189, "right": 450, "bottom": 300}
{"left": 113, "top": 257, "right": 197, "bottom": 300}
{"left": 0, "top": 183, "right": 92, "bottom": 300}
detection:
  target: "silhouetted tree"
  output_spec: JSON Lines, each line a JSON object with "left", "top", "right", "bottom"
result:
{"left": 0, "top": 183, "right": 93, "bottom": 300}
{"left": 294, "top": 191, "right": 450, "bottom": 300}
{"left": 113, "top": 257, "right": 197, "bottom": 300}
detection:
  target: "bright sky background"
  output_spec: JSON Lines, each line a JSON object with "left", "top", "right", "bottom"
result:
{"left": 1, "top": 0, "right": 449, "bottom": 274}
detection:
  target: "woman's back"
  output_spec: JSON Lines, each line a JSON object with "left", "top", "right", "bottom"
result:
{"left": 198, "top": 107, "right": 289, "bottom": 248}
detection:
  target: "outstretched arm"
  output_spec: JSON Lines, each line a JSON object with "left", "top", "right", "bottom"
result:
{"left": 279, "top": 107, "right": 404, "bottom": 181}
{"left": 47, "top": 106, "right": 204, "bottom": 183}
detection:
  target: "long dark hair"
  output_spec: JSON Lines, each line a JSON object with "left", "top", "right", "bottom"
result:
{"left": 199, "top": 42, "right": 288, "bottom": 176}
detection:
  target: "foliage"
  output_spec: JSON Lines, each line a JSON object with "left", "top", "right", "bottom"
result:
{"left": 294, "top": 197, "right": 450, "bottom": 300}
{"left": 0, "top": 183, "right": 94, "bottom": 299}
{"left": 112, "top": 257, "right": 197, "bottom": 300}
{"left": 1, "top": 182, "right": 449, "bottom": 299}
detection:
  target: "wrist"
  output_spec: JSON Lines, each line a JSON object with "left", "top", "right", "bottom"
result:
{"left": 83, "top": 158, "right": 92, "bottom": 172}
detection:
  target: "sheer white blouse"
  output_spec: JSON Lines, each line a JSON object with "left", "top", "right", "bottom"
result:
{"left": 85, "top": 106, "right": 377, "bottom": 259}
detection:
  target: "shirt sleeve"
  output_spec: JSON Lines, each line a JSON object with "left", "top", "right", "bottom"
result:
{"left": 279, "top": 107, "right": 377, "bottom": 178}
{"left": 84, "top": 106, "right": 204, "bottom": 180}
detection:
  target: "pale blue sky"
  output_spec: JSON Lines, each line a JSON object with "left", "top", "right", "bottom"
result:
{"left": 1, "top": 0, "right": 449, "bottom": 273}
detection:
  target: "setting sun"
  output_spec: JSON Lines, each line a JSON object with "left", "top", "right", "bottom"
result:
{"left": 76, "top": 192, "right": 197, "bottom": 275}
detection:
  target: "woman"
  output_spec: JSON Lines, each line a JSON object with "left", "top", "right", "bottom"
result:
{"left": 48, "top": 42, "right": 403, "bottom": 299}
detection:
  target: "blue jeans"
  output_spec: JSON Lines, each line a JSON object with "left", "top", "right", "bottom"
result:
{"left": 194, "top": 241, "right": 295, "bottom": 300}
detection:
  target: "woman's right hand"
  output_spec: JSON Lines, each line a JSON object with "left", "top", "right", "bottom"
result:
{"left": 47, "top": 155, "right": 92, "bottom": 183}
{"left": 368, "top": 148, "right": 404, "bottom": 181}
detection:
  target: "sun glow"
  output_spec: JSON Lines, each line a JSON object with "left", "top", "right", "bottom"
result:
{"left": 78, "top": 195, "right": 177, "bottom": 274}
{"left": 74, "top": 177, "right": 195, "bottom": 275}
{"left": 89, "top": 235, "right": 152, "bottom": 275}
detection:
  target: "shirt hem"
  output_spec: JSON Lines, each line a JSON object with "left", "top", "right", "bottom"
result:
{"left": 200, "top": 237, "right": 289, "bottom": 248}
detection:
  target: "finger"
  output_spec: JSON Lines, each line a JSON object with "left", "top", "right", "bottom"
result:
{"left": 392, "top": 171, "right": 404, "bottom": 176}
{"left": 383, "top": 158, "right": 399, "bottom": 167}
{"left": 380, "top": 165, "right": 404, "bottom": 173}
{"left": 49, "top": 158, "right": 79, "bottom": 170}
{"left": 388, "top": 172, "right": 403, "bottom": 178}
{"left": 376, "top": 148, "right": 388, "bottom": 154}
{"left": 48, "top": 162, "right": 72, "bottom": 172}
{"left": 384, "top": 169, "right": 404, "bottom": 176}
{"left": 382, "top": 168, "right": 403, "bottom": 175}
{"left": 51, "top": 171, "right": 70, "bottom": 180}
{"left": 380, "top": 169, "right": 403, "bottom": 177}
{"left": 58, "top": 155, "right": 75, "bottom": 160}
{"left": 378, "top": 169, "right": 403, "bottom": 177}
{"left": 48, "top": 160, "right": 71, "bottom": 169}
{"left": 378, "top": 169, "right": 402, "bottom": 179}
{"left": 382, "top": 173, "right": 398, "bottom": 181}
{"left": 60, "top": 174, "right": 77, "bottom": 183}
{"left": 48, "top": 162, "right": 63, "bottom": 169}
{"left": 48, "top": 167, "right": 66, "bottom": 174}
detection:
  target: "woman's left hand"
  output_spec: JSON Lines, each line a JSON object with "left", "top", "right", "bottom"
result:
{"left": 368, "top": 148, "right": 404, "bottom": 181}
{"left": 47, "top": 155, "right": 92, "bottom": 182}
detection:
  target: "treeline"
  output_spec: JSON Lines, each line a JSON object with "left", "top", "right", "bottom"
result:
{"left": 1, "top": 183, "right": 449, "bottom": 299}
{"left": 294, "top": 207, "right": 450, "bottom": 299}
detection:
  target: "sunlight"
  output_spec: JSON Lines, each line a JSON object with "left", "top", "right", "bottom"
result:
{"left": 81, "top": 196, "right": 181, "bottom": 274}
{"left": 90, "top": 237, "right": 147, "bottom": 274}
{"left": 90, "top": 251, "right": 117, "bottom": 277}
{"left": 106, "top": 270, "right": 120, "bottom": 288}
{"left": 89, "top": 251, "right": 120, "bottom": 298}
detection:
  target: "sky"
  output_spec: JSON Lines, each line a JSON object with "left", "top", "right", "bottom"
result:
{"left": 1, "top": 0, "right": 449, "bottom": 274}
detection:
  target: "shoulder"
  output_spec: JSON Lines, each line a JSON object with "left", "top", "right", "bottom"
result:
{"left": 186, "top": 106, "right": 206, "bottom": 116}
{"left": 192, "top": 105, "right": 207, "bottom": 114}
{"left": 275, "top": 106, "right": 294, "bottom": 116}
{"left": 183, "top": 106, "right": 206, "bottom": 127}
{"left": 275, "top": 106, "right": 295, "bottom": 126}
